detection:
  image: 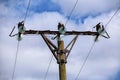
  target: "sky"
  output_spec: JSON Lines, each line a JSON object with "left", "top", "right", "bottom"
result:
{"left": 0, "top": 0, "right": 120, "bottom": 80}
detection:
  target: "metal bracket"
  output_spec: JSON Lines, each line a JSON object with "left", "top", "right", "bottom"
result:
{"left": 101, "top": 30, "right": 110, "bottom": 39}
{"left": 57, "top": 59, "right": 67, "bottom": 64}
{"left": 9, "top": 26, "right": 18, "bottom": 37}
{"left": 9, "top": 21, "right": 26, "bottom": 41}
{"left": 93, "top": 23, "right": 110, "bottom": 41}
{"left": 57, "top": 50, "right": 66, "bottom": 54}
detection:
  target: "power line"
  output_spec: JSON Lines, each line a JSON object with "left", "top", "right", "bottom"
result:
{"left": 75, "top": 42, "right": 95, "bottom": 80}
{"left": 24, "top": 0, "right": 32, "bottom": 23}
{"left": 11, "top": 41, "right": 20, "bottom": 80}
{"left": 11, "top": 0, "right": 32, "bottom": 80}
{"left": 74, "top": 6, "right": 120, "bottom": 80}
{"left": 105, "top": 6, "right": 120, "bottom": 28}
{"left": 44, "top": 55, "right": 53, "bottom": 80}
{"left": 65, "top": 0, "right": 79, "bottom": 26}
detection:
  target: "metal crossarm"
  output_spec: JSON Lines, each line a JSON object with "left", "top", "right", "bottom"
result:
{"left": 23, "top": 30, "right": 99, "bottom": 36}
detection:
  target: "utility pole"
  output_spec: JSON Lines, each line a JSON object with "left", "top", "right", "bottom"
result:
{"left": 9, "top": 22, "right": 109, "bottom": 80}
{"left": 58, "top": 40, "right": 66, "bottom": 80}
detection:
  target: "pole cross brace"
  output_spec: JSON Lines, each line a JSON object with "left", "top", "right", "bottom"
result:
{"left": 41, "top": 34, "right": 58, "bottom": 60}
{"left": 65, "top": 35, "right": 78, "bottom": 60}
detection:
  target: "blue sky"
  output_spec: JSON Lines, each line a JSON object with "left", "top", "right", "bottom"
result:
{"left": 0, "top": 0, "right": 120, "bottom": 80}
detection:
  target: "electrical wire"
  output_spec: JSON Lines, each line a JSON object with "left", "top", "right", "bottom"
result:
{"left": 74, "top": 6, "right": 120, "bottom": 80}
{"left": 11, "top": 41, "right": 20, "bottom": 80}
{"left": 105, "top": 6, "right": 120, "bottom": 28}
{"left": 11, "top": 0, "right": 32, "bottom": 80}
{"left": 75, "top": 42, "right": 95, "bottom": 80}
{"left": 44, "top": 55, "right": 53, "bottom": 80}
{"left": 24, "top": 0, "right": 32, "bottom": 23}
{"left": 65, "top": 0, "right": 79, "bottom": 26}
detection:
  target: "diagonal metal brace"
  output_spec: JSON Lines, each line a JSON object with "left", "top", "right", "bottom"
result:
{"left": 65, "top": 35, "right": 78, "bottom": 60}
{"left": 9, "top": 26, "right": 18, "bottom": 37}
{"left": 101, "top": 30, "right": 110, "bottom": 39}
{"left": 41, "top": 34, "right": 58, "bottom": 60}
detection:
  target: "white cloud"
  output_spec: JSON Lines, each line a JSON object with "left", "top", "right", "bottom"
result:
{"left": 0, "top": 0, "right": 120, "bottom": 80}
{"left": 52, "top": 0, "right": 120, "bottom": 17}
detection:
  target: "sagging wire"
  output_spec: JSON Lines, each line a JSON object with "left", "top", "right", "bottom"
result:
{"left": 75, "top": 42, "right": 95, "bottom": 80}
{"left": 11, "top": 0, "right": 32, "bottom": 80}
{"left": 24, "top": 0, "right": 32, "bottom": 23}
{"left": 11, "top": 41, "right": 20, "bottom": 80}
{"left": 74, "top": 6, "right": 120, "bottom": 80}
{"left": 65, "top": 0, "right": 79, "bottom": 26}
{"left": 105, "top": 6, "right": 120, "bottom": 28}
{"left": 44, "top": 55, "right": 53, "bottom": 80}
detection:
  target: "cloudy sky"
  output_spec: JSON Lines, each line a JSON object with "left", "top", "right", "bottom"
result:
{"left": 0, "top": 0, "right": 120, "bottom": 80}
